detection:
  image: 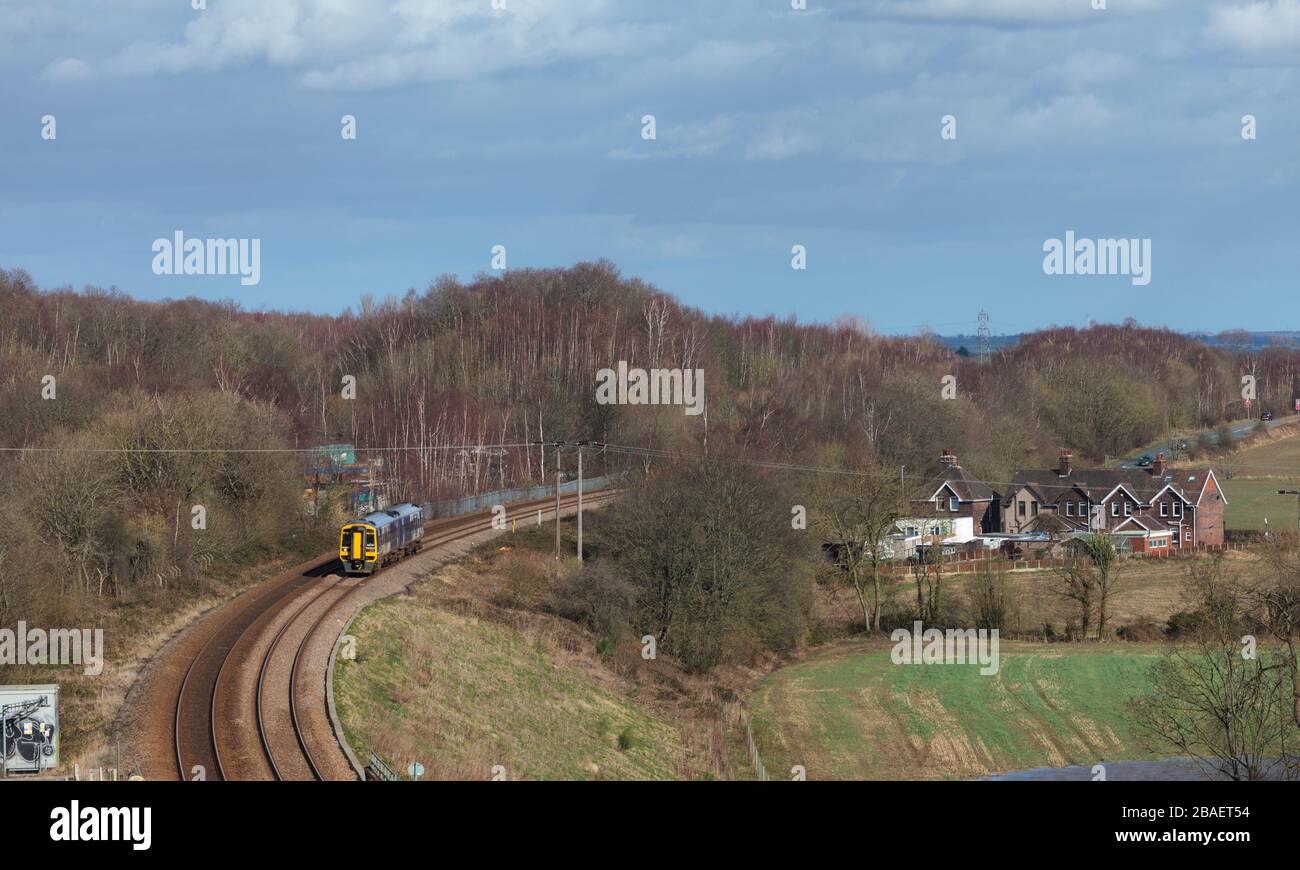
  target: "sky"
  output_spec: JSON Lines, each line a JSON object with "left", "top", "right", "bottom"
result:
{"left": 1, "top": 0, "right": 1298, "bottom": 335}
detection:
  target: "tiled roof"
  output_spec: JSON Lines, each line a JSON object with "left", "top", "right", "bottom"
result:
{"left": 1003, "top": 467, "right": 1189, "bottom": 505}
{"left": 923, "top": 463, "right": 997, "bottom": 502}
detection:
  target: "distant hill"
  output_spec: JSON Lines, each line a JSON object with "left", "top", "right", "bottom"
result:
{"left": 1187, "top": 331, "right": 1300, "bottom": 350}
{"left": 929, "top": 330, "right": 1300, "bottom": 354}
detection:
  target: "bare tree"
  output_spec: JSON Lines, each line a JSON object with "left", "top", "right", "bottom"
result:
{"left": 1052, "top": 533, "right": 1121, "bottom": 641}
{"left": 817, "top": 462, "right": 906, "bottom": 633}
{"left": 1253, "top": 539, "right": 1300, "bottom": 731}
{"left": 1131, "top": 559, "right": 1298, "bottom": 780}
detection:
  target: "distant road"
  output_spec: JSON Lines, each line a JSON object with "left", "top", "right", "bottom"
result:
{"left": 1115, "top": 414, "right": 1298, "bottom": 468}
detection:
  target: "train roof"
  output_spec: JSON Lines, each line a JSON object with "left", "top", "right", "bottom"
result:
{"left": 348, "top": 502, "right": 422, "bottom": 527}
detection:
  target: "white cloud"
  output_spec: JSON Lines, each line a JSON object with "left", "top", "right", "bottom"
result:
{"left": 41, "top": 58, "right": 93, "bottom": 82}
{"left": 609, "top": 115, "right": 736, "bottom": 160}
{"left": 41, "top": 0, "right": 669, "bottom": 90}
{"left": 868, "top": 0, "right": 1168, "bottom": 24}
{"left": 1209, "top": 0, "right": 1300, "bottom": 56}
{"left": 745, "top": 124, "right": 819, "bottom": 161}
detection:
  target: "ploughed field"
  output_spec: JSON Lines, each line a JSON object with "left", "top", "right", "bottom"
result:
{"left": 743, "top": 641, "right": 1161, "bottom": 780}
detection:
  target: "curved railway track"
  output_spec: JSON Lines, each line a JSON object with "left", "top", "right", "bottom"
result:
{"left": 172, "top": 490, "right": 609, "bottom": 781}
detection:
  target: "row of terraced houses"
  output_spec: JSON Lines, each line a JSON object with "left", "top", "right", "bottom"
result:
{"left": 906, "top": 448, "right": 1226, "bottom": 556}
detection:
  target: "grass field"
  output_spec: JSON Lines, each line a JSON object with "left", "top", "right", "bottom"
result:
{"left": 1221, "top": 477, "right": 1300, "bottom": 531}
{"left": 1224, "top": 426, "right": 1300, "bottom": 473}
{"left": 334, "top": 590, "right": 697, "bottom": 780}
{"left": 745, "top": 640, "right": 1163, "bottom": 780}
{"left": 1216, "top": 425, "right": 1300, "bottom": 531}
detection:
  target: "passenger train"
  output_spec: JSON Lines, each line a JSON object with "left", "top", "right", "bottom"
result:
{"left": 339, "top": 502, "right": 424, "bottom": 575}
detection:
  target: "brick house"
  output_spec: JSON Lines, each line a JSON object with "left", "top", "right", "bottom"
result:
{"left": 915, "top": 449, "right": 1002, "bottom": 536}
{"left": 1000, "top": 450, "right": 1226, "bottom": 551}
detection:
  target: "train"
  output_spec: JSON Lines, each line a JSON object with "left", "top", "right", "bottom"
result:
{"left": 339, "top": 502, "right": 424, "bottom": 576}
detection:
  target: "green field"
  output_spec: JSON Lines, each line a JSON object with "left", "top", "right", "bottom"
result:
{"left": 745, "top": 640, "right": 1162, "bottom": 780}
{"left": 1226, "top": 426, "right": 1300, "bottom": 473}
{"left": 1218, "top": 425, "right": 1300, "bottom": 531}
{"left": 1221, "top": 477, "right": 1300, "bottom": 531}
{"left": 334, "top": 583, "right": 695, "bottom": 781}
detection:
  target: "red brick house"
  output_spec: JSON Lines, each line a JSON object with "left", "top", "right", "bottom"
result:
{"left": 916, "top": 449, "right": 1002, "bottom": 534}
{"left": 1000, "top": 450, "right": 1226, "bottom": 550}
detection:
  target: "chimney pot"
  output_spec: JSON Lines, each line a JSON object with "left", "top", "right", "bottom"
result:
{"left": 939, "top": 449, "right": 957, "bottom": 467}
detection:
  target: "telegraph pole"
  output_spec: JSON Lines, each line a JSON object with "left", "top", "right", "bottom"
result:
{"left": 555, "top": 442, "right": 562, "bottom": 563}
{"left": 577, "top": 443, "right": 584, "bottom": 561}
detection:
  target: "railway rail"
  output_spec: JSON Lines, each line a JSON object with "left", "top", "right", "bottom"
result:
{"left": 170, "top": 490, "right": 611, "bottom": 781}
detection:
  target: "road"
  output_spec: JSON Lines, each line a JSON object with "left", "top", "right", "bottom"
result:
{"left": 1115, "top": 414, "right": 1297, "bottom": 468}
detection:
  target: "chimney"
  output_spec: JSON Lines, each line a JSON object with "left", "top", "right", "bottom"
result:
{"left": 1152, "top": 452, "right": 1166, "bottom": 477}
{"left": 939, "top": 449, "right": 957, "bottom": 468}
{"left": 1058, "top": 450, "right": 1072, "bottom": 477}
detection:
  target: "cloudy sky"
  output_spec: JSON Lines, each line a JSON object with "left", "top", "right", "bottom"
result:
{"left": 1, "top": 0, "right": 1298, "bottom": 334}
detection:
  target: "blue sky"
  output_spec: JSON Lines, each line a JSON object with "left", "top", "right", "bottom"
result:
{"left": 2, "top": 0, "right": 1298, "bottom": 334}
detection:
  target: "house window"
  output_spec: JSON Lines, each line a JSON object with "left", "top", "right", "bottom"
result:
{"left": 1065, "top": 502, "right": 1073, "bottom": 517}
{"left": 950, "top": 496, "right": 959, "bottom": 512}
{"left": 1110, "top": 501, "right": 1119, "bottom": 517}
{"left": 1124, "top": 501, "right": 1132, "bottom": 517}
{"left": 1078, "top": 500, "right": 1086, "bottom": 515}
{"left": 1159, "top": 502, "right": 1168, "bottom": 517}
{"left": 1185, "top": 529, "right": 1192, "bottom": 541}
{"left": 1173, "top": 502, "right": 1181, "bottom": 517}
{"left": 1031, "top": 501, "right": 1039, "bottom": 516}
{"left": 1018, "top": 501, "right": 1026, "bottom": 517}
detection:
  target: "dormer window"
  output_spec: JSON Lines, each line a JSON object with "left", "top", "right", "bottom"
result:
{"left": 1111, "top": 501, "right": 1119, "bottom": 517}
{"left": 1124, "top": 501, "right": 1132, "bottom": 516}
{"left": 1159, "top": 502, "right": 1168, "bottom": 517}
{"left": 1173, "top": 502, "right": 1181, "bottom": 517}
{"left": 1065, "top": 502, "right": 1073, "bottom": 517}
{"left": 949, "top": 496, "right": 959, "bottom": 512}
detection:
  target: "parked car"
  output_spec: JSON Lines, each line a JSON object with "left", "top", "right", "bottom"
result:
{"left": 1136, "top": 454, "right": 1154, "bottom": 467}
{"left": 1261, "top": 410, "right": 1274, "bottom": 421}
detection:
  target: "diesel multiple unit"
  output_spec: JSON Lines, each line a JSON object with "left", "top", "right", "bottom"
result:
{"left": 339, "top": 502, "right": 424, "bottom": 575}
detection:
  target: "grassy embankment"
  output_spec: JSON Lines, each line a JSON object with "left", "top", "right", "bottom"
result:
{"left": 333, "top": 522, "right": 739, "bottom": 781}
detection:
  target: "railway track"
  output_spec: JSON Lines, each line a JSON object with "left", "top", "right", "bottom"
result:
{"left": 171, "top": 490, "right": 612, "bottom": 781}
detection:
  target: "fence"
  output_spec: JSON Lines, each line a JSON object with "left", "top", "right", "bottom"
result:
{"left": 421, "top": 475, "right": 619, "bottom": 520}
{"left": 875, "top": 541, "right": 1250, "bottom": 578}
{"left": 730, "top": 704, "right": 769, "bottom": 782}
{"left": 366, "top": 750, "right": 398, "bottom": 781}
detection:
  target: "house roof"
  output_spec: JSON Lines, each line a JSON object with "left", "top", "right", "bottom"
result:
{"left": 922, "top": 462, "right": 997, "bottom": 502}
{"left": 1003, "top": 467, "right": 1193, "bottom": 506}
{"left": 1114, "top": 514, "right": 1173, "bottom": 535}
